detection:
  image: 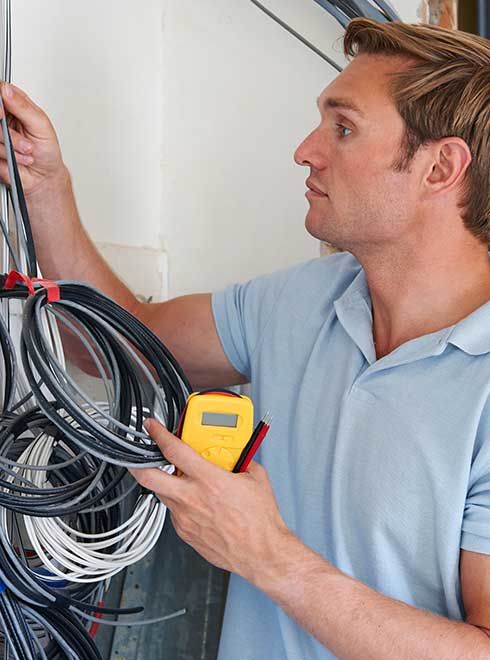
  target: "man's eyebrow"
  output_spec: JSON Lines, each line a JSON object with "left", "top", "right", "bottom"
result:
{"left": 316, "top": 96, "right": 365, "bottom": 118}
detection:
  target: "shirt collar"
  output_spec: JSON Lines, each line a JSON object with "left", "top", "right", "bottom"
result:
{"left": 333, "top": 265, "right": 490, "bottom": 366}
{"left": 333, "top": 268, "right": 376, "bottom": 364}
{"left": 446, "top": 301, "right": 490, "bottom": 356}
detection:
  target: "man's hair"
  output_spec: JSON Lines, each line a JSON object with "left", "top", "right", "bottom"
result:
{"left": 344, "top": 18, "right": 490, "bottom": 244}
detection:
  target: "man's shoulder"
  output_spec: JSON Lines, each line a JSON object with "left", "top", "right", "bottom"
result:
{"left": 213, "top": 251, "right": 362, "bottom": 327}
{"left": 264, "top": 251, "right": 362, "bottom": 304}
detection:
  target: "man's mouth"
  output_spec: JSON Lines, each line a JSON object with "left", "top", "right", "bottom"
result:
{"left": 306, "top": 179, "right": 328, "bottom": 197}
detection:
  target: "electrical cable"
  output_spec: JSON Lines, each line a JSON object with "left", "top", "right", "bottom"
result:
{"left": 246, "top": 0, "right": 400, "bottom": 72}
{"left": 247, "top": 0, "right": 343, "bottom": 71}
{"left": 0, "top": 280, "right": 192, "bottom": 467}
{"left": 313, "top": 0, "right": 399, "bottom": 25}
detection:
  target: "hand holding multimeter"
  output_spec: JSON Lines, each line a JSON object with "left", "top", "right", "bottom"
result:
{"left": 176, "top": 389, "right": 271, "bottom": 473}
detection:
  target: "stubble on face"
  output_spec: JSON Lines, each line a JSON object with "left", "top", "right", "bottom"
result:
{"left": 301, "top": 54, "right": 419, "bottom": 254}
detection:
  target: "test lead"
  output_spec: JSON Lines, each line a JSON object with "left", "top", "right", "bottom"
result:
{"left": 233, "top": 413, "right": 272, "bottom": 473}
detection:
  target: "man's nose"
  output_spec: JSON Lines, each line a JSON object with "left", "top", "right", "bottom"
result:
{"left": 294, "top": 127, "right": 327, "bottom": 169}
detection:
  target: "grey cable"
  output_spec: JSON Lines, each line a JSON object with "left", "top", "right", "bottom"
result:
{"left": 248, "top": 0, "right": 343, "bottom": 71}
{"left": 48, "top": 306, "right": 119, "bottom": 415}
{"left": 70, "top": 605, "right": 187, "bottom": 628}
{"left": 79, "top": 478, "right": 139, "bottom": 514}
{"left": 0, "top": 98, "right": 29, "bottom": 262}
{"left": 0, "top": 310, "right": 16, "bottom": 410}
{"left": 32, "top": 296, "right": 170, "bottom": 455}
{"left": 22, "top": 608, "right": 77, "bottom": 660}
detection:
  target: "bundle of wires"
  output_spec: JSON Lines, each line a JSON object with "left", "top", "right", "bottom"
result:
{"left": 0, "top": 587, "right": 102, "bottom": 660}
{"left": 0, "top": 277, "right": 192, "bottom": 467}
{"left": 0, "top": 1, "right": 191, "bottom": 653}
{"left": 312, "top": 0, "right": 398, "bottom": 27}
{"left": 0, "top": 407, "right": 130, "bottom": 517}
{"left": 247, "top": 0, "right": 399, "bottom": 69}
{"left": 0, "top": 406, "right": 172, "bottom": 584}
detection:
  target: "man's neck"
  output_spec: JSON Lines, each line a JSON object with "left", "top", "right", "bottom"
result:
{"left": 356, "top": 243, "right": 490, "bottom": 360}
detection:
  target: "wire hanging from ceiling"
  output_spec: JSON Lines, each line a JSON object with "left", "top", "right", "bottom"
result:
{"left": 247, "top": 0, "right": 400, "bottom": 73}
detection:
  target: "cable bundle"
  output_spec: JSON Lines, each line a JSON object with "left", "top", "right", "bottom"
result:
{"left": 0, "top": 407, "right": 127, "bottom": 515}
{"left": 313, "top": 0, "right": 398, "bottom": 27}
{"left": 0, "top": 2, "right": 191, "bottom": 652}
{"left": 0, "top": 406, "right": 171, "bottom": 586}
{"left": 0, "top": 588, "right": 102, "bottom": 660}
{"left": 23, "top": 490, "right": 167, "bottom": 584}
{"left": 0, "top": 278, "right": 192, "bottom": 467}
{"left": 247, "top": 0, "right": 399, "bottom": 70}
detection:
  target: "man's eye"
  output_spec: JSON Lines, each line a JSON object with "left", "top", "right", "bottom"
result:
{"left": 335, "top": 124, "right": 352, "bottom": 138}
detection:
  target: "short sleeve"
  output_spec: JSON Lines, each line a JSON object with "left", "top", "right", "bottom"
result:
{"left": 211, "top": 265, "right": 306, "bottom": 382}
{"left": 461, "top": 411, "right": 490, "bottom": 554}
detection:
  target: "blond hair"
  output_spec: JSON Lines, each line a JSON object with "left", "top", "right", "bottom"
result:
{"left": 344, "top": 18, "right": 490, "bottom": 243}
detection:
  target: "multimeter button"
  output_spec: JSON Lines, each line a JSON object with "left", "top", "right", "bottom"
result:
{"left": 201, "top": 446, "right": 235, "bottom": 470}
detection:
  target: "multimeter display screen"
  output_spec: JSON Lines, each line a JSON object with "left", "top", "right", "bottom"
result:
{"left": 201, "top": 412, "right": 238, "bottom": 428}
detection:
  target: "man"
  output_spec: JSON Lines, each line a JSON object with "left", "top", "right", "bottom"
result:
{"left": 1, "top": 16, "right": 490, "bottom": 660}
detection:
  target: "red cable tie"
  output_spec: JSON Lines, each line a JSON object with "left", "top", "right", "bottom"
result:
{"left": 4, "top": 270, "right": 34, "bottom": 296}
{"left": 4, "top": 270, "right": 60, "bottom": 302}
{"left": 31, "top": 277, "right": 61, "bottom": 303}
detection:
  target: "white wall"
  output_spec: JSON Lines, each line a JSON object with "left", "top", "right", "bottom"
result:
{"left": 12, "top": 0, "right": 419, "bottom": 300}
{"left": 13, "top": 0, "right": 166, "bottom": 298}
{"left": 160, "top": 0, "right": 419, "bottom": 296}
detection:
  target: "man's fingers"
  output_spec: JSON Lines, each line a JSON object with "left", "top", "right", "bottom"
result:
{"left": 144, "top": 418, "right": 221, "bottom": 480}
{"left": 245, "top": 460, "right": 267, "bottom": 479}
{"left": 129, "top": 465, "right": 183, "bottom": 502}
{"left": 0, "top": 83, "right": 52, "bottom": 138}
{"left": 0, "top": 161, "right": 10, "bottom": 186}
{"left": 0, "top": 142, "right": 34, "bottom": 166}
{"left": 0, "top": 124, "right": 33, "bottom": 154}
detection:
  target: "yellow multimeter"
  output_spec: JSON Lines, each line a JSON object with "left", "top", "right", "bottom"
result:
{"left": 177, "top": 390, "right": 254, "bottom": 471}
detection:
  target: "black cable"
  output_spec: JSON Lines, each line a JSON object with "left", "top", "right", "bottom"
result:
{"left": 0, "top": 281, "right": 193, "bottom": 466}
{"left": 10, "top": 152, "right": 37, "bottom": 276}
{"left": 0, "top": 310, "right": 15, "bottom": 413}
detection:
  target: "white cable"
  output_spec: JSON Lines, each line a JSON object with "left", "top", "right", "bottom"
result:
{"left": 2, "top": 407, "right": 173, "bottom": 584}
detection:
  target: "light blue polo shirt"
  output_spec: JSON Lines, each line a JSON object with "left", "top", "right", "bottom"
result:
{"left": 211, "top": 252, "right": 490, "bottom": 660}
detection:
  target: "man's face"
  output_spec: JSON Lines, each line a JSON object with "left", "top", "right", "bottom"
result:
{"left": 295, "top": 54, "right": 422, "bottom": 252}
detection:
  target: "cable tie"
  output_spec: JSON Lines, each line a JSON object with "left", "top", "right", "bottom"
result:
{"left": 31, "top": 276, "right": 61, "bottom": 303}
{"left": 4, "top": 269, "right": 35, "bottom": 296}
{"left": 4, "top": 270, "right": 61, "bottom": 302}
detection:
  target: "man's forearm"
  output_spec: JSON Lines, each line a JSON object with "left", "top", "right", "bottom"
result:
{"left": 25, "top": 167, "right": 140, "bottom": 315}
{"left": 252, "top": 533, "right": 490, "bottom": 660}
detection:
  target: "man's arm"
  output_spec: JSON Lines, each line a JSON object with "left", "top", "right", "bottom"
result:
{"left": 0, "top": 84, "right": 245, "bottom": 388}
{"left": 132, "top": 423, "right": 490, "bottom": 660}
{"left": 253, "top": 542, "right": 490, "bottom": 660}
{"left": 461, "top": 548, "right": 490, "bottom": 638}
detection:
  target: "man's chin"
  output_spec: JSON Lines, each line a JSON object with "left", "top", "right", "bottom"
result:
{"left": 305, "top": 215, "right": 332, "bottom": 242}
{"left": 304, "top": 216, "right": 346, "bottom": 251}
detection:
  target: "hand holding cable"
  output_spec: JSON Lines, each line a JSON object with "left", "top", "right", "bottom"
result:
{"left": 0, "top": 83, "right": 65, "bottom": 197}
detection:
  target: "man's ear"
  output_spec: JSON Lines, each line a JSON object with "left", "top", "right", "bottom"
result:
{"left": 424, "top": 137, "right": 472, "bottom": 196}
